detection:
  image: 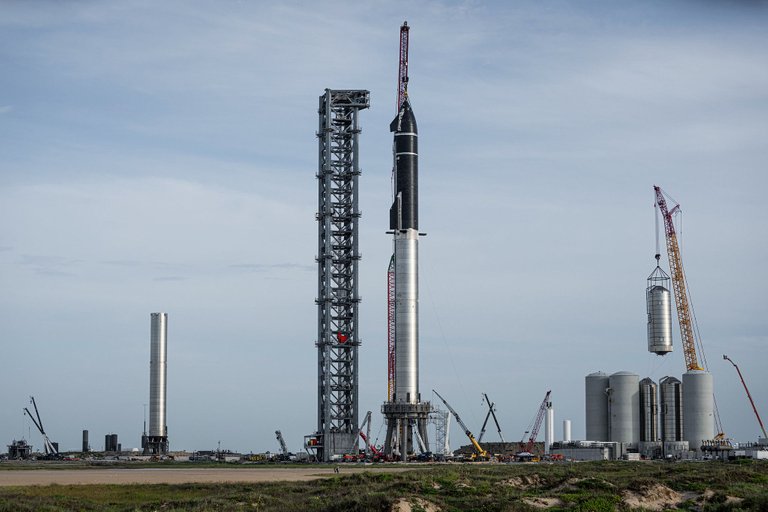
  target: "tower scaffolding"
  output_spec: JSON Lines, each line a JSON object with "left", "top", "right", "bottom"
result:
{"left": 306, "top": 89, "right": 370, "bottom": 462}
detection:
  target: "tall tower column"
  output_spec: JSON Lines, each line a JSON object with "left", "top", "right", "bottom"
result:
{"left": 306, "top": 89, "right": 370, "bottom": 462}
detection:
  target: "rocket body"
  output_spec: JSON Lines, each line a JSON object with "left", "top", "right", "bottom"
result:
{"left": 391, "top": 98, "right": 420, "bottom": 404}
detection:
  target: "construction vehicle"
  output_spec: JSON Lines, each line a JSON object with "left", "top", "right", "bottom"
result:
{"left": 516, "top": 390, "right": 551, "bottom": 462}
{"left": 23, "top": 396, "right": 59, "bottom": 459}
{"left": 432, "top": 390, "right": 489, "bottom": 461}
{"left": 723, "top": 355, "right": 768, "bottom": 439}
{"left": 654, "top": 186, "right": 727, "bottom": 440}
{"left": 478, "top": 393, "right": 505, "bottom": 443}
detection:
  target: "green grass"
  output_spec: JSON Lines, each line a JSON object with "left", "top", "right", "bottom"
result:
{"left": 1, "top": 460, "right": 767, "bottom": 511}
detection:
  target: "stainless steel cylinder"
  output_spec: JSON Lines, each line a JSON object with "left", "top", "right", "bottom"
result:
{"left": 647, "top": 284, "right": 673, "bottom": 354}
{"left": 545, "top": 403, "right": 554, "bottom": 454}
{"left": 639, "top": 378, "right": 658, "bottom": 442}
{"left": 659, "top": 376, "right": 683, "bottom": 442}
{"left": 608, "top": 371, "right": 640, "bottom": 444}
{"left": 585, "top": 372, "right": 609, "bottom": 441}
{"left": 394, "top": 229, "right": 418, "bottom": 403}
{"left": 149, "top": 312, "right": 167, "bottom": 438}
{"left": 563, "top": 420, "right": 571, "bottom": 442}
{"left": 683, "top": 370, "right": 714, "bottom": 452}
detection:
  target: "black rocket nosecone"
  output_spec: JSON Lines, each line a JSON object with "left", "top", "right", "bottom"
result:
{"left": 389, "top": 97, "right": 418, "bottom": 231}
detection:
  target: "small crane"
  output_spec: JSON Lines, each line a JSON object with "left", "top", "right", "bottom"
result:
{"left": 723, "top": 355, "right": 768, "bottom": 439}
{"left": 24, "top": 396, "right": 58, "bottom": 457}
{"left": 433, "top": 390, "right": 489, "bottom": 460}
{"left": 478, "top": 393, "right": 505, "bottom": 443}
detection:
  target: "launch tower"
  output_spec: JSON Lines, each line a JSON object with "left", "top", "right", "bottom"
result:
{"left": 307, "top": 89, "right": 370, "bottom": 462}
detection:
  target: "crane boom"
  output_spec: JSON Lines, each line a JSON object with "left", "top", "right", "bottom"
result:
{"left": 24, "top": 396, "right": 58, "bottom": 455}
{"left": 478, "top": 393, "right": 505, "bottom": 443}
{"left": 275, "top": 430, "right": 288, "bottom": 456}
{"left": 522, "top": 390, "right": 551, "bottom": 454}
{"left": 397, "top": 21, "right": 410, "bottom": 110}
{"left": 433, "top": 390, "right": 488, "bottom": 459}
{"left": 654, "top": 186, "right": 703, "bottom": 371}
{"left": 723, "top": 355, "right": 768, "bottom": 439}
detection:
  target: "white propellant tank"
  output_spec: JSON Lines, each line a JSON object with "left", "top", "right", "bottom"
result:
{"left": 683, "top": 370, "right": 714, "bottom": 452}
{"left": 545, "top": 401, "right": 554, "bottom": 455}
{"left": 585, "top": 372, "right": 609, "bottom": 441}
{"left": 563, "top": 419, "right": 572, "bottom": 443}
{"left": 659, "top": 376, "right": 683, "bottom": 442}
{"left": 608, "top": 371, "right": 640, "bottom": 444}
{"left": 639, "top": 378, "right": 658, "bottom": 442}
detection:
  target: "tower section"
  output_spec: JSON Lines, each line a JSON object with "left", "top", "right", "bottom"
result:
{"left": 308, "top": 89, "right": 369, "bottom": 462}
{"left": 144, "top": 312, "right": 168, "bottom": 455}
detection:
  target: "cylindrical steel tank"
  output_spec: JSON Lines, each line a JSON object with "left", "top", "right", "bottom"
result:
{"left": 149, "top": 312, "right": 168, "bottom": 437}
{"left": 608, "top": 371, "right": 640, "bottom": 444}
{"left": 82, "top": 430, "right": 89, "bottom": 453}
{"left": 639, "top": 378, "right": 658, "bottom": 442}
{"left": 563, "top": 419, "right": 571, "bottom": 442}
{"left": 683, "top": 370, "right": 714, "bottom": 452}
{"left": 394, "top": 231, "right": 419, "bottom": 403}
{"left": 585, "top": 372, "right": 609, "bottom": 441}
{"left": 647, "top": 266, "right": 673, "bottom": 355}
{"left": 545, "top": 402, "right": 554, "bottom": 454}
{"left": 659, "top": 376, "right": 683, "bottom": 442}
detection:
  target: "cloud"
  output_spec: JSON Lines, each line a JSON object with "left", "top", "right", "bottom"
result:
{"left": 229, "top": 263, "right": 313, "bottom": 272}
{"left": 0, "top": 105, "right": 12, "bottom": 114}
{"left": 153, "top": 276, "right": 185, "bottom": 282}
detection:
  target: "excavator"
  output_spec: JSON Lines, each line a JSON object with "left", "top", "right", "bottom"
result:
{"left": 433, "top": 390, "right": 489, "bottom": 461}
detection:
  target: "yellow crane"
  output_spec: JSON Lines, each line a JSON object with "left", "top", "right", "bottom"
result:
{"left": 433, "top": 390, "right": 489, "bottom": 460}
{"left": 654, "top": 186, "right": 726, "bottom": 440}
{"left": 653, "top": 186, "right": 702, "bottom": 372}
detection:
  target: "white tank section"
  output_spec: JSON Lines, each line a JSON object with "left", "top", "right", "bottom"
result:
{"left": 659, "top": 376, "right": 683, "bottom": 442}
{"left": 608, "top": 371, "right": 640, "bottom": 444}
{"left": 585, "top": 372, "right": 609, "bottom": 441}
{"left": 545, "top": 402, "right": 554, "bottom": 455}
{"left": 647, "top": 265, "right": 673, "bottom": 355}
{"left": 394, "top": 229, "right": 419, "bottom": 403}
{"left": 683, "top": 371, "right": 714, "bottom": 452}
{"left": 563, "top": 419, "right": 571, "bottom": 442}
{"left": 639, "top": 378, "right": 658, "bottom": 442}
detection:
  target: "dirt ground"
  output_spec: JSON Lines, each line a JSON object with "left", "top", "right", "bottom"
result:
{"left": 0, "top": 466, "right": 413, "bottom": 486}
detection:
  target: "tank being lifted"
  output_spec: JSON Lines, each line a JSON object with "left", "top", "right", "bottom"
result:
{"left": 647, "top": 263, "right": 673, "bottom": 355}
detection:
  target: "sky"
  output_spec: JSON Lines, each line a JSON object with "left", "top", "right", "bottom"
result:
{"left": 1, "top": 0, "right": 767, "bottom": 454}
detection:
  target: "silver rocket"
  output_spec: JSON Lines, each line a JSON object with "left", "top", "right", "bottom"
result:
{"left": 390, "top": 97, "right": 420, "bottom": 404}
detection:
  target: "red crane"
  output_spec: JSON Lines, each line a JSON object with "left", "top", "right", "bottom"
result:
{"left": 723, "top": 355, "right": 768, "bottom": 439}
{"left": 520, "top": 390, "right": 551, "bottom": 454}
{"left": 396, "top": 21, "right": 410, "bottom": 111}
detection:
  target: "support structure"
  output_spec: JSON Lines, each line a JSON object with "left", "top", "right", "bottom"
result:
{"left": 307, "top": 89, "right": 369, "bottom": 462}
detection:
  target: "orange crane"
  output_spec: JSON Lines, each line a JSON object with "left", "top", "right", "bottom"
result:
{"left": 654, "top": 186, "right": 726, "bottom": 439}
{"left": 653, "top": 186, "right": 702, "bottom": 372}
{"left": 723, "top": 355, "right": 768, "bottom": 439}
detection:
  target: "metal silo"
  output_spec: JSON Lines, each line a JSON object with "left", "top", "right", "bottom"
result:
{"left": 585, "top": 372, "right": 609, "bottom": 441}
{"left": 647, "top": 265, "right": 673, "bottom": 355}
{"left": 659, "top": 376, "right": 683, "bottom": 442}
{"left": 683, "top": 370, "right": 714, "bottom": 452}
{"left": 608, "top": 371, "right": 640, "bottom": 444}
{"left": 639, "top": 378, "right": 658, "bottom": 442}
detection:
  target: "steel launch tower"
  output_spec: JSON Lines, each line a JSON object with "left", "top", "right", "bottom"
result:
{"left": 382, "top": 22, "right": 431, "bottom": 461}
{"left": 307, "top": 89, "right": 370, "bottom": 462}
{"left": 143, "top": 312, "right": 168, "bottom": 454}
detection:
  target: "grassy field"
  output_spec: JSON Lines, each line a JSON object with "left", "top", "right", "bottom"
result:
{"left": 1, "top": 460, "right": 767, "bottom": 511}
